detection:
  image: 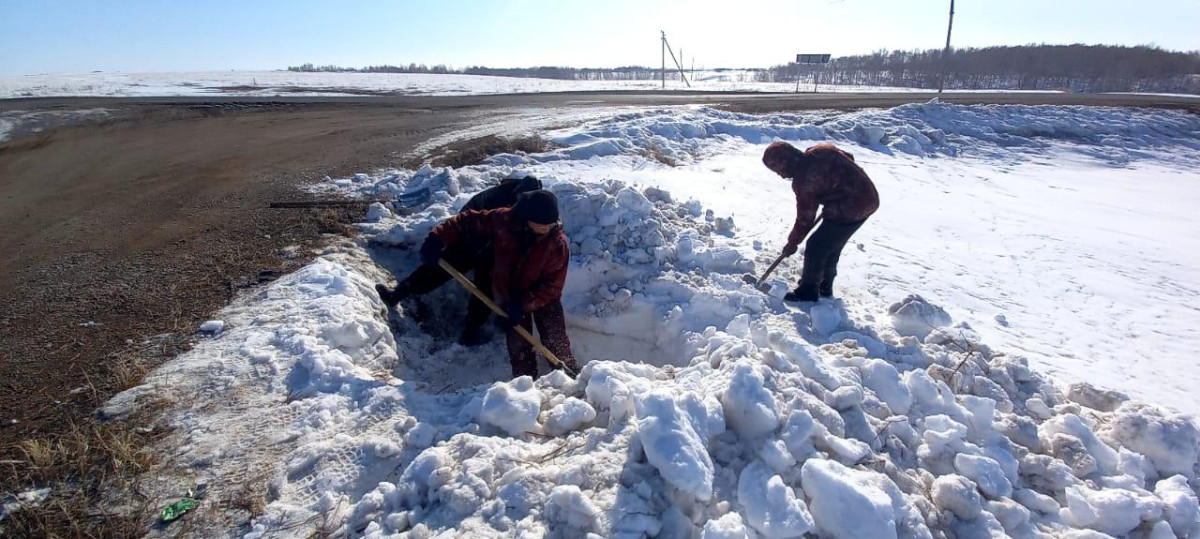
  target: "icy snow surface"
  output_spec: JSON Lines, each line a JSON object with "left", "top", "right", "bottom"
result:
{"left": 110, "top": 102, "right": 1200, "bottom": 537}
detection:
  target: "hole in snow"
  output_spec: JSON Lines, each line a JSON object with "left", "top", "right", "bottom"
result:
{"left": 366, "top": 242, "right": 691, "bottom": 392}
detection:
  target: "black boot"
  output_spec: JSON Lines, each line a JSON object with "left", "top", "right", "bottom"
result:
{"left": 375, "top": 284, "right": 398, "bottom": 308}
{"left": 458, "top": 324, "right": 489, "bottom": 347}
{"left": 784, "top": 283, "right": 820, "bottom": 303}
{"left": 510, "top": 352, "right": 539, "bottom": 380}
{"left": 375, "top": 282, "right": 411, "bottom": 308}
{"left": 819, "top": 276, "right": 835, "bottom": 298}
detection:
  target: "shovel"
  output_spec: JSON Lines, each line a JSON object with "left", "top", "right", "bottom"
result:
{"left": 742, "top": 253, "right": 786, "bottom": 292}
{"left": 743, "top": 217, "right": 822, "bottom": 292}
{"left": 438, "top": 259, "right": 579, "bottom": 378}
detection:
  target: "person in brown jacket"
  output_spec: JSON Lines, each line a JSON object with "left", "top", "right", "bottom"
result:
{"left": 762, "top": 141, "right": 880, "bottom": 302}
{"left": 375, "top": 175, "right": 542, "bottom": 346}
{"left": 419, "top": 189, "right": 580, "bottom": 378}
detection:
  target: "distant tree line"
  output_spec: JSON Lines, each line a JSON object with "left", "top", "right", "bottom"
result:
{"left": 757, "top": 44, "right": 1200, "bottom": 94}
{"left": 287, "top": 63, "right": 669, "bottom": 80}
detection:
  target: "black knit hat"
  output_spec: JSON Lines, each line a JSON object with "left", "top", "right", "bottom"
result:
{"left": 514, "top": 175, "right": 542, "bottom": 193}
{"left": 513, "top": 189, "right": 560, "bottom": 225}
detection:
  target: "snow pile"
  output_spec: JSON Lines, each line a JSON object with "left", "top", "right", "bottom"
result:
{"left": 107, "top": 103, "right": 1200, "bottom": 537}
{"left": 479, "top": 377, "right": 542, "bottom": 436}
{"left": 251, "top": 227, "right": 1200, "bottom": 537}
{"left": 301, "top": 289, "right": 1199, "bottom": 537}
{"left": 473, "top": 104, "right": 1200, "bottom": 167}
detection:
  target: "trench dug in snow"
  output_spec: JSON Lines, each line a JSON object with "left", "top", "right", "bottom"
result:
{"left": 364, "top": 230, "right": 695, "bottom": 395}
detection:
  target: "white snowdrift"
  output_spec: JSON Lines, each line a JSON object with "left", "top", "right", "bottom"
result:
{"left": 107, "top": 103, "right": 1200, "bottom": 537}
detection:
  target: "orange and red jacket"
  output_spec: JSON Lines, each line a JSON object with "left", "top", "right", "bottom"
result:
{"left": 785, "top": 143, "right": 880, "bottom": 248}
{"left": 430, "top": 208, "right": 569, "bottom": 312}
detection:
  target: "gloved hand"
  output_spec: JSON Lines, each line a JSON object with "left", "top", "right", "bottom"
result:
{"left": 781, "top": 242, "right": 799, "bottom": 257}
{"left": 420, "top": 235, "right": 444, "bottom": 266}
{"left": 502, "top": 300, "right": 525, "bottom": 327}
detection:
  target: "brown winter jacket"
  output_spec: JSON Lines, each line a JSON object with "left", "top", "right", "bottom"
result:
{"left": 782, "top": 143, "right": 880, "bottom": 248}
{"left": 430, "top": 208, "right": 570, "bottom": 312}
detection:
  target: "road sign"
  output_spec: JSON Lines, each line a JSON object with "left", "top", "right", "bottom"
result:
{"left": 796, "top": 54, "right": 831, "bottom": 64}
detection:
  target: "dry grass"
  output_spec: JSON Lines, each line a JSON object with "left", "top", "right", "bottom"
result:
{"left": 227, "top": 475, "right": 270, "bottom": 520}
{"left": 643, "top": 145, "right": 678, "bottom": 167}
{"left": 406, "top": 134, "right": 555, "bottom": 169}
{"left": 3, "top": 408, "right": 167, "bottom": 538}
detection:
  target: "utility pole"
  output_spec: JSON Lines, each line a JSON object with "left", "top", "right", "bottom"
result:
{"left": 938, "top": 0, "right": 955, "bottom": 93}
{"left": 661, "top": 31, "right": 666, "bottom": 89}
{"left": 660, "top": 31, "right": 692, "bottom": 88}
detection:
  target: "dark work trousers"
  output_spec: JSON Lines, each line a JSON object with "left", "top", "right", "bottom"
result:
{"left": 798, "top": 219, "right": 867, "bottom": 296}
{"left": 505, "top": 300, "right": 577, "bottom": 379}
{"left": 399, "top": 240, "right": 494, "bottom": 329}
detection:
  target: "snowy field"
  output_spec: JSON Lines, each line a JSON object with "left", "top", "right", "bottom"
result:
{"left": 3, "top": 70, "right": 1005, "bottom": 99}
{"left": 106, "top": 103, "right": 1200, "bottom": 537}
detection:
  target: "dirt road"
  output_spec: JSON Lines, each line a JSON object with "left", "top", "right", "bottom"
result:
{"left": 0, "top": 101, "right": 485, "bottom": 454}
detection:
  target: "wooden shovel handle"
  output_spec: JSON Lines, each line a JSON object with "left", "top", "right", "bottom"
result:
{"left": 437, "top": 258, "right": 576, "bottom": 376}
{"left": 756, "top": 254, "right": 786, "bottom": 284}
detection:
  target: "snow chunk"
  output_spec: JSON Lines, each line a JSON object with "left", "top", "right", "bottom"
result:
{"left": 478, "top": 376, "right": 542, "bottom": 436}
{"left": 1062, "top": 484, "right": 1163, "bottom": 536}
{"left": 1154, "top": 475, "right": 1199, "bottom": 536}
{"left": 737, "top": 460, "right": 815, "bottom": 538}
{"left": 855, "top": 125, "right": 887, "bottom": 145}
{"left": 859, "top": 358, "right": 912, "bottom": 415}
{"left": 809, "top": 302, "right": 843, "bottom": 334}
{"left": 800, "top": 459, "right": 897, "bottom": 539}
{"left": 1041, "top": 414, "right": 1119, "bottom": 475}
{"left": 703, "top": 512, "right": 752, "bottom": 539}
{"left": 1066, "top": 382, "right": 1128, "bottom": 412}
{"left": 364, "top": 202, "right": 392, "bottom": 222}
{"left": 954, "top": 454, "right": 1013, "bottom": 499}
{"left": 1109, "top": 404, "right": 1200, "bottom": 476}
{"left": 1026, "top": 397, "right": 1054, "bottom": 420}
{"left": 780, "top": 410, "right": 816, "bottom": 458}
{"left": 199, "top": 320, "right": 225, "bottom": 334}
{"left": 1014, "top": 488, "right": 1061, "bottom": 515}
{"left": 986, "top": 498, "right": 1032, "bottom": 534}
{"left": 543, "top": 397, "right": 597, "bottom": 436}
{"left": 585, "top": 362, "right": 638, "bottom": 425}
{"left": 887, "top": 295, "right": 951, "bottom": 339}
{"left": 760, "top": 439, "right": 797, "bottom": 473}
{"left": 402, "top": 422, "right": 436, "bottom": 449}
{"left": 636, "top": 391, "right": 714, "bottom": 500}
{"left": 722, "top": 364, "right": 780, "bottom": 439}
{"left": 931, "top": 474, "right": 983, "bottom": 520}
{"left": 546, "top": 485, "right": 602, "bottom": 533}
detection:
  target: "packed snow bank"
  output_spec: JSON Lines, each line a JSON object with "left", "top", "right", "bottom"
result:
{"left": 110, "top": 103, "right": 1200, "bottom": 537}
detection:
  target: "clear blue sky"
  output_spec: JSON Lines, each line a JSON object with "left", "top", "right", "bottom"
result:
{"left": 2, "top": 0, "right": 1197, "bottom": 77}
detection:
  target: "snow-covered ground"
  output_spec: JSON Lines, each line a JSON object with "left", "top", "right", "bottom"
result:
{"left": 1, "top": 70, "right": 1016, "bottom": 99}
{"left": 105, "top": 103, "right": 1200, "bottom": 537}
